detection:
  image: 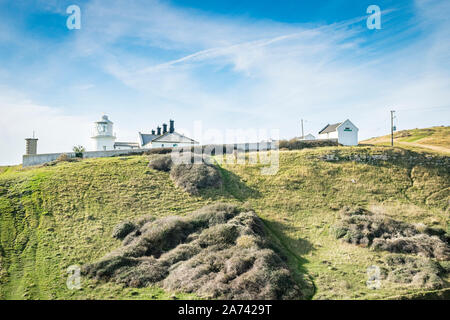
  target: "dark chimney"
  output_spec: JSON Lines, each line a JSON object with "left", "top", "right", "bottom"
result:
{"left": 151, "top": 130, "right": 155, "bottom": 135}
{"left": 169, "top": 120, "right": 174, "bottom": 133}
{"left": 157, "top": 126, "right": 161, "bottom": 135}
{"left": 162, "top": 123, "right": 168, "bottom": 134}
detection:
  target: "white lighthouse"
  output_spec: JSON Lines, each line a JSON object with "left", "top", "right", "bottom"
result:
{"left": 91, "top": 115, "right": 116, "bottom": 151}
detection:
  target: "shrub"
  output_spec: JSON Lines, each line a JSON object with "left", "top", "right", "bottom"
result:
{"left": 170, "top": 162, "right": 222, "bottom": 195}
{"left": 147, "top": 154, "right": 222, "bottom": 195}
{"left": 144, "top": 148, "right": 173, "bottom": 155}
{"left": 278, "top": 139, "right": 339, "bottom": 150}
{"left": 236, "top": 235, "right": 258, "bottom": 248}
{"left": 332, "top": 208, "right": 450, "bottom": 259}
{"left": 112, "top": 221, "right": 137, "bottom": 240}
{"left": 148, "top": 155, "right": 173, "bottom": 172}
{"left": 372, "top": 234, "right": 450, "bottom": 260}
{"left": 339, "top": 205, "right": 371, "bottom": 216}
{"left": 73, "top": 145, "right": 85, "bottom": 158}
{"left": 83, "top": 203, "right": 308, "bottom": 299}
{"left": 384, "top": 254, "right": 445, "bottom": 290}
{"left": 331, "top": 226, "right": 348, "bottom": 239}
{"left": 56, "top": 153, "right": 71, "bottom": 162}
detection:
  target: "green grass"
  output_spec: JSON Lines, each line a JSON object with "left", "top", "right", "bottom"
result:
{"left": 0, "top": 146, "right": 449, "bottom": 300}
{"left": 219, "top": 147, "right": 449, "bottom": 299}
{"left": 362, "top": 126, "right": 450, "bottom": 153}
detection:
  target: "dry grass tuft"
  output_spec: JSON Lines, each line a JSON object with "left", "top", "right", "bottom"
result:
{"left": 112, "top": 221, "right": 137, "bottom": 240}
{"left": 148, "top": 154, "right": 222, "bottom": 195}
{"left": 83, "top": 203, "right": 305, "bottom": 299}
{"left": 332, "top": 207, "right": 450, "bottom": 260}
{"left": 56, "top": 153, "right": 71, "bottom": 162}
{"left": 383, "top": 254, "right": 446, "bottom": 290}
{"left": 170, "top": 162, "right": 222, "bottom": 195}
{"left": 42, "top": 153, "right": 78, "bottom": 166}
{"left": 148, "top": 155, "right": 173, "bottom": 172}
{"left": 279, "top": 139, "right": 339, "bottom": 150}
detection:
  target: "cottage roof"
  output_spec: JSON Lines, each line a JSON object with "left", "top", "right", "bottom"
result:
{"left": 147, "top": 132, "right": 198, "bottom": 146}
{"left": 318, "top": 122, "right": 342, "bottom": 134}
{"left": 138, "top": 133, "right": 159, "bottom": 146}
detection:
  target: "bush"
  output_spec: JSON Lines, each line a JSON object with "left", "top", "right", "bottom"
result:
{"left": 339, "top": 205, "right": 371, "bottom": 216}
{"left": 170, "top": 162, "right": 222, "bottom": 195}
{"left": 147, "top": 154, "right": 222, "bottom": 195}
{"left": 112, "top": 221, "right": 137, "bottom": 240}
{"left": 43, "top": 153, "right": 78, "bottom": 166}
{"left": 56, "top": 153, "right": 71, "bottom": 162}
{"left": 73, "top": 145, "right": 85, "bottom": 158}
{"left": 236, "top": 235, "right": 258, "bottom": 248}
{"left": 83, "top": 203, "right": 308, "bottom": 299}
{"left": 332, "top": 209, "right": 450, "bottom": 260}
{"left": 148, "top": 155, "right": 173, "bottom": 172}
{"left": 278, "top": 139, "right": 338, "bottom": 150}
{"left": 144, "top": 148, "right": 173, "bottom": 155}
{"left": 372, "top": 234, "right": 450, "bottom": 260}
{"left": 384, "top": 254, "right": 445, "bottom": 290}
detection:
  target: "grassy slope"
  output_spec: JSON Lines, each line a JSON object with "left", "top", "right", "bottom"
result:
{"left": 0, "top": 146, "right": 449, "bottom": 300}
{"left": 362, "top": 126, "right": 450, "bottom": 154}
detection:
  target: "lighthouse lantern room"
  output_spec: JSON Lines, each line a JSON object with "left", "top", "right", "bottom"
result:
{"left": 91, "top": 115, "right": 116, "bottom": 151}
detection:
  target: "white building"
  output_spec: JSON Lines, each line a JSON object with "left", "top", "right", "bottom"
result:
{"left": 91, "top": 116, "right": 198, "bottom": 151}
{"left": 91, "top": 115, "right": 116, "bottom": 151}
{"left": 298, "top": 134, "right": 316, "bottom": 141}
{"left": 318, "top": 119, "right": 359, "bottom": 146}
{"left": 114, "top": 142, "right": 140, "bottom": 150}
{"left": 138, "top": 120, "right": 199, "bottom": 148}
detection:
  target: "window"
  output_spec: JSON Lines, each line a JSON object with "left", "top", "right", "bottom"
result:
{"left": 173, "top": 144, "right": 178, "bottom": 147}
{"left": 97, "top": 123, "right": 107, "bottom": 133}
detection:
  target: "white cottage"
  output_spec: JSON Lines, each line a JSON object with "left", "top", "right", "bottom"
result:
{"left": 91, "top": 116, "right": 197, "bottom": 151}
{"left": 138, "top": 120, "right": 199, "bottom": 148}
{"left": 318, "top": 119, "right": 358, "bottom": 146}
{"left": 298, "top": 134, "right": 316, "bottom": 141}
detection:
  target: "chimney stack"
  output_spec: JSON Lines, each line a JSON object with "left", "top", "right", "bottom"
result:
{"left": 25, "top": 138, "right": 38, "bottom": 155}
{"left": 162, "top": 123, "right": 168, "bottom": 134}
{"left": 169, "top": 120, "right": 175, "bottom": 133}
{"left": 151, "top": 130, "right": 155, "bottom": 135}
{"left": 157, "top": 126, "right": 161, "bottom": 135}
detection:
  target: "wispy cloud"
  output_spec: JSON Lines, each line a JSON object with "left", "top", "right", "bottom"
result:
{"left": 83, "top": 0, "right": 449, "bottom": 131}
{"left": 0, "top": 0, "right": 449, "bottom": 164}
{"left": 0, "top": 87, "right": 92, "bottom": 165}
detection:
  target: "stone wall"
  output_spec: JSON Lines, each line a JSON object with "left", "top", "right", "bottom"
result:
{"left": 318, "top": 150, "right": 450, "bottom": 167}
{"left": 22, "top": 142, "right": 278, "bottom": 167}
{"left": 22, "top": 149, "right": 150, "bottom": 167}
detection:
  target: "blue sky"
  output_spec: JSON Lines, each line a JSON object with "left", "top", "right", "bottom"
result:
{"left": 0, "top": 0, "right": 449, "bottom": 164}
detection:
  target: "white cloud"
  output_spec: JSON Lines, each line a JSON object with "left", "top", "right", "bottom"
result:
{"left": 78, "top": 0, "right": 448, "bottom": 140}
{"left": 0, "top": 0, "right": 449, "bottom": 165}
{"left": 0, "top": 88, "right": 92, "bottom": 165}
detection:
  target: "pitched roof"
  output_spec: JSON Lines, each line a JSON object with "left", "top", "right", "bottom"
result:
{"left": 319, "top": 122, "right": 342, "bottom": 134}
{"left": 150, "top": 132, "right": 198, "bottom": 145}
{"left": 138, "top": 132, "right": 159, "bottom": 146}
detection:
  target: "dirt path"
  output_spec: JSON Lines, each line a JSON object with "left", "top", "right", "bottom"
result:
{"left": 362, "top": 137, "right": 450, "bottom": 154}
{"left": 398, "top": 141, "right": 450, "bottom": 154}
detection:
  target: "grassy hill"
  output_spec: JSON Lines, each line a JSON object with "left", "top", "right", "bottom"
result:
{"left": 0, "top": 145, "right": 449, "bottom": 300}
{"left": 362, "top": 126, "right": 450, "bottom": 154}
